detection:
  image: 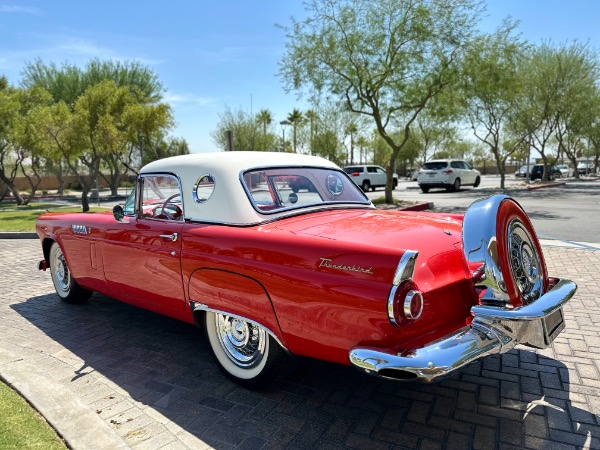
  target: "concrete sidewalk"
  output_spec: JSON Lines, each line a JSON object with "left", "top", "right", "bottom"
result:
{"left": 1, "top": 240, "right": 599, "bottom": 449}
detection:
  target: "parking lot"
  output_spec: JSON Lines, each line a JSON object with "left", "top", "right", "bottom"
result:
{"left": 1, "top": 229, "right": 600, "bottom": 449}
{"left": 367, "top": 176, "right": 600, "bottom": 243}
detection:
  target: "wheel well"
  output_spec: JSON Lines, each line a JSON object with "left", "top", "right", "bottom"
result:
{"left": 42, "top": 238, "right": 55, "bottom": 264}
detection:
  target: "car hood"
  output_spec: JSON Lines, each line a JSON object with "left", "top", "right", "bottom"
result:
{"left": 271, "top": 209, "right": 469, "bottom": 289}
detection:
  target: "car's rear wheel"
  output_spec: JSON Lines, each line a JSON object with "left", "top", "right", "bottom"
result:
{"left": 204, "top": 311, "right": 286, "bottom": 389}
{"left": 420, "top": 186, "right": 429, "bottom": 193}
{"left": 474, "top": 176, "right": 481, "bottom": 187}
{"left": 49, "top": 242, "right": 92, "bottom": 304}
{"left": 393, "top": 179, "right": 398, "bottom": 189}
{"left": 453, "top": 178, "right": 461, "bottom": 191}
{"left": 361, "top": 180, "right": 370, "bottom": 192}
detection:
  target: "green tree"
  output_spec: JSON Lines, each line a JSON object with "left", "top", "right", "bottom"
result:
{"left": 345, "top": 122, "right": 358, "bottom": 164}
{"left": 0, "top": 81, "right": 53, "bottom": 204}
{"left": 211, "top": 107, "right": 277, "bottom": 152}
{"left": 461, "top": 22, "right": 528, "bottom": 188}
{"left": 550, "top": 44, "right": 599, "bottom": 179}
{"left": 305, "top": 109, "right": 319, "bottom": 154}
{"left": 21, "top": 58, "right": 163, "bottom": 107}
{"left": 279, "top": 0, "right": 484, "bottom": 203}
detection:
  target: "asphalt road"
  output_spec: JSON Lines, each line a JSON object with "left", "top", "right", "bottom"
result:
{"left": 366, "top": 176, "right": 600, "bottom": 243}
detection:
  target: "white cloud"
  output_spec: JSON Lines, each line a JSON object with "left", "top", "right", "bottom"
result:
{"left": 0, "top": 4, "right": 40, "bottom": 15}
{"left": 164, "top": 92, "right": 217, "bottom": 107}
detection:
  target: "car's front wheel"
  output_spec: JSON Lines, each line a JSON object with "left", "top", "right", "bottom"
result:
{"left": 420, "top": 186, "right": 429, "bottom": 193}
{"left": 49, "top": 242, "right": 92, "bottom": 304}
{"left": 204, "top": 311, "right": 286, "bottom": 388}
{"left": 474, "top": 176, "right": 481, "bottom": 187}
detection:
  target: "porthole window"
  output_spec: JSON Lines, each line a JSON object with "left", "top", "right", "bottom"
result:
{"left": 326, "top": 174, "right": 344, "bottom": 196}
{"left": 193, "top": 174, "right": 215, "bottom": 203}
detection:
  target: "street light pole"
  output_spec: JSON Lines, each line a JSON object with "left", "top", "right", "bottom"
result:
{"left": 280, "top": 120, "right": 290, "bottom": 152}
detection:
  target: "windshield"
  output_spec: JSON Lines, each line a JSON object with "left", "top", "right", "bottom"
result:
{"left": 242, "top": 167, "right": 369, "bottom": 214}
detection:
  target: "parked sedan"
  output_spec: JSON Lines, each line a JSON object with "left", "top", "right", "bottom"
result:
{"left": 36, "top": 152, "right": 576, "bottom": 387}
{"left": 417, "top": 159, "right": 481, "bottom": 193}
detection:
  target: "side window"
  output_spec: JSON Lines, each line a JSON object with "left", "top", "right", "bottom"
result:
{"left": 451, "top": 161, "right": 461, "bottom": 169}
{"left": 123, "top": 188, "right": 136, "bottom": 215}
{"left": 375, "top": 167, "right": 386, "bottom": 174}
{"left": 464, "top": 162, "right": 473, "bottom": 170}
{"left": 140, "top": 175, "right": 184, "bottom": 221}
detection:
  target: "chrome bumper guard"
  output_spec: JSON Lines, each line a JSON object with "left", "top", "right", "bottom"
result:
{"left": 349, "top": 278, "right": 576, "bottom": 382}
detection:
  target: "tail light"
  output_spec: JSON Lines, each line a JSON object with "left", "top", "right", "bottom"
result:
{"left": 351, "top": 172, "right": 360, "bottom": 176}
{"left": 388, "top": 280, "right": 424, "bottom": 326}
{"left": 443, "top": 169, "right": 453, "bottom": 174}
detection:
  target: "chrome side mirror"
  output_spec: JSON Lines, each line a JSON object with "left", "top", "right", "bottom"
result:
{"left": 112, "top": 205, "right": 125, "bottom": 222}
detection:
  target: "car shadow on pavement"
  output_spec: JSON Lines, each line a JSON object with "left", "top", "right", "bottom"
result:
{"left": 11, "top": 293, "right": 600, "bottom": 449}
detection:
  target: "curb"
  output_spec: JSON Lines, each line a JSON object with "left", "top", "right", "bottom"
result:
{"left": 526, "top": 181, "right": 567, "bottom": 190}
{"left": 0, "top": 349, "right": 129, "bottom": 450}
{"left": 399, "top": 202, "right": 434, "bottom": 211}
{"left": 0, "top": 232, "right": 38, "bottom": 239}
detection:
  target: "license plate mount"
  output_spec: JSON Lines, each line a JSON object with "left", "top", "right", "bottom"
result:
{"left": 543, "top": 308, "right": 565, "bottom": 345}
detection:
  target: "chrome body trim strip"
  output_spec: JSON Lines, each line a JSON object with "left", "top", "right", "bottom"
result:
{"left": 189, "top": 301, "right": 289, "bottom": 353}
{"left": 351, "top": 278, "right": 576, "bottom": 382}
{"left": 392, "top": 250, "right": 419, "bottom": 286}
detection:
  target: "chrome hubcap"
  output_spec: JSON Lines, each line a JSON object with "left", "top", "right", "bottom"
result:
{"left": 53, "top": 248, "right": 70, "bottom": 292}
{"left": 215, "top": 314, "right": 266, "bottom": 368}
{"left": 507, "top": 219, "right": 542, "bottom": 303}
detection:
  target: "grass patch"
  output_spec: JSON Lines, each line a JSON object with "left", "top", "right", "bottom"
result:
{"left": 0, "top": 202, "right": 58, "bottom": 211}
{"left": 0, "top": 207, "right": 106, "bottom": 232}
{"left": 371, "top": 196, "right": 401, "bottom": 205}
{"left": 0, "top": 380, "right": 66, "bottom": 449}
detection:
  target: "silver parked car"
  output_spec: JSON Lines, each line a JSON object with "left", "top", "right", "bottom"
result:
{"left": 417, "top": 159, "right": 481, "bottom": 193}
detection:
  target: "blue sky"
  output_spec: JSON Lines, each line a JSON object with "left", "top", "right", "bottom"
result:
{"left": 1, "top": 1, "right": 600, "bottom": 153}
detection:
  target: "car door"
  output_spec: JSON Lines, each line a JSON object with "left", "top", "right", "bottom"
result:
{"left": 461, "top": 161, "right": 476, "bottom": 184}
{"left": 103, "top": 173, "right": 186, "bottom": 310}
{"left": 374, "top": 166, "right": 387, "bottom": 187}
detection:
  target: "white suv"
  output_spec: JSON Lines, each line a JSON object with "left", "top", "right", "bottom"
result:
{"left": 417, "top": 159, "right": 481, "bottom": 193}
{"left": 343, "top": 165, "right": 398, "bottom": 191}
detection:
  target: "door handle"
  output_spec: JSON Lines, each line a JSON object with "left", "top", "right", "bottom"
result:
{"left": 159, "top": 232, "right": 178, "bottom": 242}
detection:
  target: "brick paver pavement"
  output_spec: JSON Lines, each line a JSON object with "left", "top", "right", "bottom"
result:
{"left": 0, "top": 239, "right": 599, "bottom": 449}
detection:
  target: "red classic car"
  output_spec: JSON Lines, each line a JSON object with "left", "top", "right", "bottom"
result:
{"left": 36, "top": 152, "right": 577, "bottom": 388}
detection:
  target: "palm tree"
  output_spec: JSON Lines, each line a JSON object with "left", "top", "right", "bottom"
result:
{"left": 287, "top": 109, "right": 304, "bottom": 153}
{"left": 256, "top": 109, "right": 272, "bottom": 136}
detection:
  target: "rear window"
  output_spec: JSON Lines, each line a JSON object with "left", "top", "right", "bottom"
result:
{"left": 423, "top": 162, "right": 448, "bottom": 170}
{"left": 242, "top": 167, "right": 369, "bottom": 214}
{"left": 343, "top": 167, "right": 363, "bottom": 173}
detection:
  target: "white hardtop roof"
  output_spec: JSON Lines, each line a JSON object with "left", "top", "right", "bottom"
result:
{"left": 140, "top": 151, "right": 362, "bottom": 225}
{"left": 141, "top": 151, "right": 338, "bottom": 175}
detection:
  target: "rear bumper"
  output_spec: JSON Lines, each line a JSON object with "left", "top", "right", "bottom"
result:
{"left": 349, "top": 278, "right": 576, "bottom": 382}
